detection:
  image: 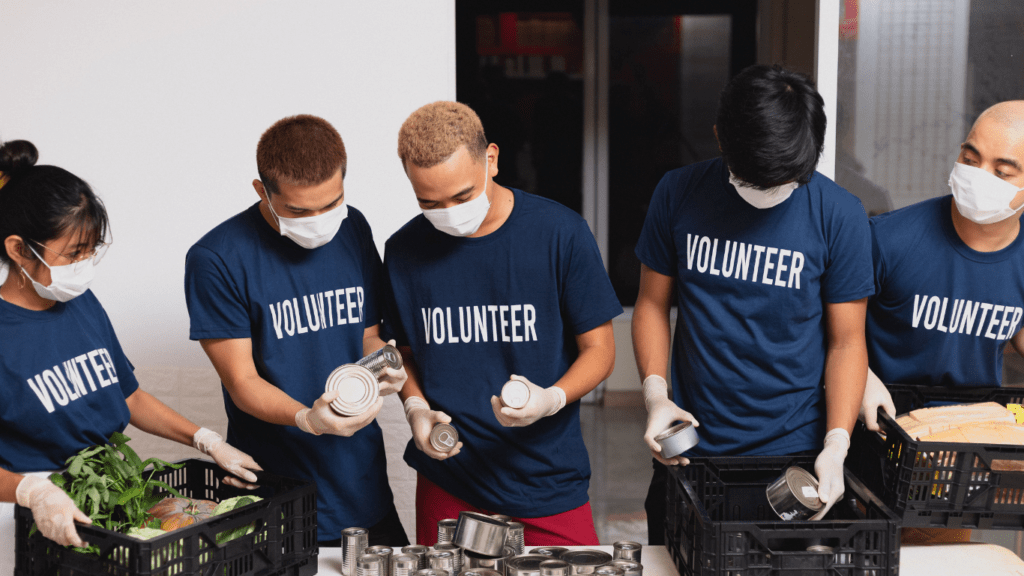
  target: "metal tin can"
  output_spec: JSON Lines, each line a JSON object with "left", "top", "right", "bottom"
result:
{"left": 357, "top": 344, "right": 403, "bottom": 377}
{"left": 393, "top": 554, "right": 421, "bottom": 576}
{"left": 540, "top": 559, "right": 571, "bottom": 576}
{"left": 530, "top": 547, "right": 569, "bottom": 558}
{"left": 430, "top": 423, "right": 459, "bottom": 453}
{"left": 491, "top": 514, "right": 512, "bottom": 523}
{"left": 501, "top": 379, "right": 532, "bottom": 409}
{"left": 366, "top": 545, "right": 394, "bottom": 576}
{"left": 608, "top": 560, "right": 642, "bottom": 576}
{"left": 464, "top": 549, "right": 506, "bottom": 573}
{"left": 434, "top": 543, "right": 463, "bottom": 574}
{"left": 505, "top": 521, "right": 525, "bottom": 555}
{"left": 455, "top": 511, "right": 510, "bottom": 557}
{"left": 807, "top": 545, "right": 835, "bottom": 553}
{"left": 654, "top": 421, "right": 699, "bottom": 458}
{"left": 506, "top": 554, "right": 552, "bottom": 576}
{"left": 766, "top": 466, "right": 824, "bottom": 521}
{"left": 402, "top": 545, "right": 431, "bottom": 569}
{"left": 560, "top": 550, "right": 613, "bottom": 574}
{"left": 427, "top": 549, "right": 457, "bottom": 575}
{"left": 412, "top": 570, "right": 448, "bottom": 576}
{"left": 341, "top": 527, "right": 369, "bottom": 576}
{"left": 357, "top": 554, "right": 385, "bottom": 576}
{"left": 458, "top": 570, "right": 503, "bottom": 576}
{"left": 326, "top": 364, "right": 380, "bottom": 416}
{"left": 593, "top": 567, "right": 624, "bottom": 575}
{"left": 612, "top": 541, "right": 642, "bottom": 563}
{"left": 437, "top": 518, "right": 459, "bottom": 544}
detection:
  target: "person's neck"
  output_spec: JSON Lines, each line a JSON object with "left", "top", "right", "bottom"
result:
{"left": 950, "top": 200, "right": 1022, "bottom": 252}
{"left": 468, "top": 184, "right": 515, "bottom": 238}
{"left": 0, "top": 271, "right": 56, "bottom": 311}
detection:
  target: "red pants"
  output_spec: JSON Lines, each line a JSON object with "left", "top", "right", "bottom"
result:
{"left": 415, "top": 473, "right": 600, "bottom": 546}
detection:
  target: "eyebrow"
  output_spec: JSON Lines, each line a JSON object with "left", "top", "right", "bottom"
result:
{"left": 284, "top": 191, "right": 344, "bottom": 212}
{"left": 417, "top": 185, "right": 476, "bottom": 205}
{"left": 962, "top": 142, "right": 1022, "bottom": 172}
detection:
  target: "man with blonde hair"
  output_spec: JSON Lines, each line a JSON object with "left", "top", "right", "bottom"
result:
{"left": 383, "top": 101, "right": 622, "bottom": 545}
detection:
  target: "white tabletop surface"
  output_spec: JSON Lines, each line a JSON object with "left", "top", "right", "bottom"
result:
{"left": 318, "top": 543, "right": 1024, "bottom": 575}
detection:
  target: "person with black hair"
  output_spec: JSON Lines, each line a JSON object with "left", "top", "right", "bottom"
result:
{"left": 631, "top": 65, "right": 873, "bottom": 542}
{"left": 0, "top": 140, "right": 260, "bottom": 566}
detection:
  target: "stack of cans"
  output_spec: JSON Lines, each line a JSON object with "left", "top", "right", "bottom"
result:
{"left": 433, "top": 543, "right": 463, "bottom": 574}
{"left": 391, "top": 554, "right": 420, "bottom": 576}
{"left": 401, "top": 545, "right": 430, "bottom": 570}
{"left": 365, "top": 546, "right": 393, "bottom": 576}
{"left": 505, "top": 521, "right": 525, "bottom": 555}
{"left": 341, "top": 527, "right": 369, "bottom": 576}
{"left": 426, "top": 549, "right": 457, "bottom": 575}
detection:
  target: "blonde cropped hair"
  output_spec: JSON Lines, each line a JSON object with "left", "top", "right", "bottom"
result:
{"left": 398, "top": 101, "right": 488, "bottom": 168}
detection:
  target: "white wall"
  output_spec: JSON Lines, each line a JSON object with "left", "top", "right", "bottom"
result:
{"left": 0, "top": 0, "right": 455, "bottom": 368}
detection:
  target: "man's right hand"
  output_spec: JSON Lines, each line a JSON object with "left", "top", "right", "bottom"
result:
{"left": 17, "top": 475, "right": 91, "bottom": 547}
{"left": 296, "top": 390, "right": 384, "bottom": 437}
{"left": 643, "top": 375, "right": 699, "bottom": 466}
{"left": 858, "top": 370, "right": 896, "bottom": 432}
{"left": 404, "top": 396, "right": 462, "bottom": 460}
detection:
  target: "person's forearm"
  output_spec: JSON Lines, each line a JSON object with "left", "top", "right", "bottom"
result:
{"left": 555, "top": 323, "right": 615, "bottom": 403}
{"left": 223, "top": 376, "right": 308, "bottom": 427}
{"left": 632, "top": 298, "right": 672, "bottom": 381}
{"left": 0, "top": 468, "right": 24, "bottom": 503}
{"left": 362, "top": 333, "right": 387, "bottom": 358}
{"left": 126, "top": 390, "right": 200, "bottom": 446}
{"left": 396, "top": 346, "right": 426, "bottom": 403}
{"left": 825, "top": 345, "right": 868, "bottom": 434}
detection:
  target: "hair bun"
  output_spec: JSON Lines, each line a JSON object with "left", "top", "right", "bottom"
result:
{"left": 0, "top": 140, "right": 40, "bottom": 178}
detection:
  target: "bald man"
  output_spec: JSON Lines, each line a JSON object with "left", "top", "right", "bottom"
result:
{"left": 860, "top": 101, "right": 1024, "bottom": 432}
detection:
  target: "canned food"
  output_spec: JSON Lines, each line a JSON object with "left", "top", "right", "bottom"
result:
{"left": 357, "top": 554, "right": 385, "bottom": 576}
{"left": 366, "top": 546, "right": 394, "bottom": 576}
{"left": 593, "top": 567, "right": 624, "bottom": 575}
{"left": 491, "top": 514, "right": 512, "bottom": 523}
{"left": 341, "top": 527, "right": 369, "bottom": 576}
{"left": 608, "top": 560, "right": 642, "bottom": 576}
{"left": 437, "top": 518, "right": 459, "bottom": 544}
{"left": 458, "top": 570, "right": 503, "bottom": 576}
{"left": 612, "top": 541, "right": 642, "bottom": 563}
{"left": 530, "top": 547, "right": 568, "bottom": 558}
{"left": 326, "top": 364, "right": 380, "bottom": 416}
{"left": 766, "top": 466, "right": 824, "bottom": 521}
{"left": 455, "top": 511, "right": 510, "bottom": 557}
{"left": 402, "top": 545, "right": 430, "bottom": 569}
{"left": 413, "top": 570, "right": 448, "bottom": 576}
{"left": 357, "top": 344, "right": 403, "bottom": 377}
{"left": 427, "top": 549, "right": 457, "bottom": 575}
{"left": 654, "top": 421, "right": 699, "bottom": 458}
{"left": 506, "top": 521, "right": 525, "bottom": 555}
{"left": 506, "top": 554, "right": 552, "bottom": 576}
{"left": 501, "top": 379, "right": 531, "bottom": 409}
{"left": 392, "top": 554, "right": 420, "bottom": 576}
{"left": 430, "top": 423, "right": 459, "bottom": 453}
{"left": 560, "top": 550, "right": 613, "bottom": 573}
{"left": 540, "top": 559, "right": 571, "bottom": 576}
{"left": 434, "top": 543, "right": 463, "bottom": 574}
{"left": 464, "top": 548, "right": 506, "bottom": 573}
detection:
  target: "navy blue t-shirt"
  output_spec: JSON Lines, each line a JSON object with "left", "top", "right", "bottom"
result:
{"left": 0, "top": 290, "right": 139, "bottom": 472}
{"left": 381, "top": 189, "right": 622, "bottom": 517}
{"left": 635, "top": 158, "right": 874, "bottom": 456}
{"left": 867, "top": 195, "right": 1024, "bottom": 387}
{"left": 184, "top": 202, "right": 393, "bottom": 535}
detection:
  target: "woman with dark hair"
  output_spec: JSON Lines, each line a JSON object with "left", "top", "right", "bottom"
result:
{"left": 0, "top": 140, "right": 261, "bottom": 562}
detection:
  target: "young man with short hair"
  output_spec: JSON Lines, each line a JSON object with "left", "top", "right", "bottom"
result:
{"left": 184, "top": 114, "right": 409, "bottom": 546}
{"left": 632, "top": 65, "right": 874, "bottom": 543}
{"left": 383, "top": 101, "right": 621, "bottom": 545}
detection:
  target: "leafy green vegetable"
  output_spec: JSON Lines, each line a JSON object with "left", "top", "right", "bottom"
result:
{"left": 212, "top": 495, "right": 263, "bottom": 544}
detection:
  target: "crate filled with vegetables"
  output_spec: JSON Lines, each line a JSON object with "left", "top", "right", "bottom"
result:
{"left": 850, "top": 384, "right": 1024, "bottom": 529}
{"left": 14, "top": 432, "right": 317, "bottom": 576}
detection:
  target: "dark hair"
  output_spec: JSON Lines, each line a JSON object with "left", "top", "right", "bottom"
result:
{"left": 0, "top": 140, "right": 110, "bottom": 265}
{"left": 257, "top": 115, "right": 347, "bottom": 196}
{"left": 716, "top": 64, "right": 826, "bottom": 188}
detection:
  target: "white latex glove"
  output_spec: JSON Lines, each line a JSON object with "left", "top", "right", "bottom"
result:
{"left": 858, "top": 370, "right": 896, "bottom": 432}
{"left": 811, "top": 428, "right": 850, "bottom": 521}
{"left": 16, "top": 475, "right": 91, "bottom": 547}
{"left": 405, "top": 396, "right": 462, "bottom": 460}
{"left": 377, "top": 341, "right": 408, "bottom": 396}
{"left": 643, "top": 375, "right": 699, "bottom": 466}
{"left": 296, "top": 389, "right": 384, "bottom": 437}
{"left": 490, "top": 375, "right": 566, "bottom": 428}
{"left": 193, "top": 427, "right": 262, "bottom": 489}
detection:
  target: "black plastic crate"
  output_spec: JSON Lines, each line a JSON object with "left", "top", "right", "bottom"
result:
{"left": 14, "top": 458, "right": 318, "bottom": 576}
{"left": 665, "top": 456, "right": 900, "bottom": 576}
{"left": 849, "top": 384, "right": 1024, "bottom": 530}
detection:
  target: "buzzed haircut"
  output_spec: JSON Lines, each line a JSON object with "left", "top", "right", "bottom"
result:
{"left": 257, "top": 114, "right": 347, "bottom": 195}
{"left": 397, "top": 101, "right": 488, "bottom": 169}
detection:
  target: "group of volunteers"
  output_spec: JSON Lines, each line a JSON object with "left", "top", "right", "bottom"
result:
{"left": 3, "top": 63, "right": 1024, "bottom": 565}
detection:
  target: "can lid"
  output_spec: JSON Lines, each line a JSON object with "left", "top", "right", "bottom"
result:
{"left": 326, "top": 364, "right": 379, "bottom": 416}
{"left": 612, "top": 541, "right": 641, "bottom": 551}
{"left": 342, "top": 527, "right": 368, "bottom": 536}
{"left": 430, "top": 423, "right": 459, "bottom": 452}
{"left": 506, "top": 554, "right": 551, "bottom": 570}
{"left": 654, "top": 421, "right": 692, "bottom": 442}
{"left": 785, "top": 466, "right": 824, "bottom": 510}
{"left": 530, "top": 547, "right": 568, "bottom": 557}
{"left": 560, "top": 550, "right": 613, "bottom": 566}
{"left": 366, "top": 545, "right": 393, "bottom": 555}
{"left": 380, "top": 344, "right": 403, "bottom": 369}
{"left": 501, "top": 379, "right": 531, "bottom": 409}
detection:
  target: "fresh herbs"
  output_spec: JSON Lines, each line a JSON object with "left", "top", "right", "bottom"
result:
{"left": 37, "top": 431, "right": 185, "bottom": 552}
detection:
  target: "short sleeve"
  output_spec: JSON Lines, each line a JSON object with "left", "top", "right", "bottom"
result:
{"left": 357, "top": 217, "right": 384, "bottom": 330}
{"left": 634, "top": 172, "right": 679, "bottom": 277}
{"left": 184, "top": 244, "right": 252, "bottom": 340}
{"left": 379, "top": 246, "right": 408, "bottom": 346}
{"left": 821, "top": 194, "right": 875, "bottom": 303}
{"left": 561, "top": 220, "right": 623, "bottom": 334}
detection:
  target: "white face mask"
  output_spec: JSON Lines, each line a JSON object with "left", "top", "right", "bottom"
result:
{"left": 22, "top": 245, "right": 97, "bottom": 302}
{"left": 266, "top": 195, "right": 348, "bottom": 249}
{"left": 729, "top": 170, "right": 799, "bottom": 209}
{"left": 949, "top": 162, "right": 1024, "bottom": 225}
{"left": 422, "top": 161, "right": 491, "bottom": 237}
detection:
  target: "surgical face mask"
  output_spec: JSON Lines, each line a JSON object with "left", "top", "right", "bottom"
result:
{"left": 22, "top": 245, "right": 97, "bottom": 302}
{"left": 729, "top": 170, "right": 799, "bottom": 209}
{"left": 266, "top": 195, "right": 348, "bottom": 249}
{"left": 422, "top": 161, "right": 491, "bottom": 237}
{"left": 949, "top": 162, "right": 1024, "bottom": 225}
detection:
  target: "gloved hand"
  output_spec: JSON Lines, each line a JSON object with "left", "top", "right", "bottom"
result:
{"left": 811, "top": 428, "right": 850, "bottom": 521}
{"left": 859, "top": 370, "right": 896, "bottom": 432}
{"left": 405, "top": 396, "right": 462, "bottom": 460}
{"left": 193, "top": 427, "right": 262, "bottom": 489}
{"left": 642, "top": 375, "right": 699, "bottom": 466}
{"left": 377, "top": 341, "right": 408, "bottom": 396}
{"left": 296, "top": 390, "right": 384, "bottom": 437}
{"left": 16, "top": 475, "right": 91, "bottom": 547}
{"left": 491, "top": 375, "right": 566, "bottom": 427}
